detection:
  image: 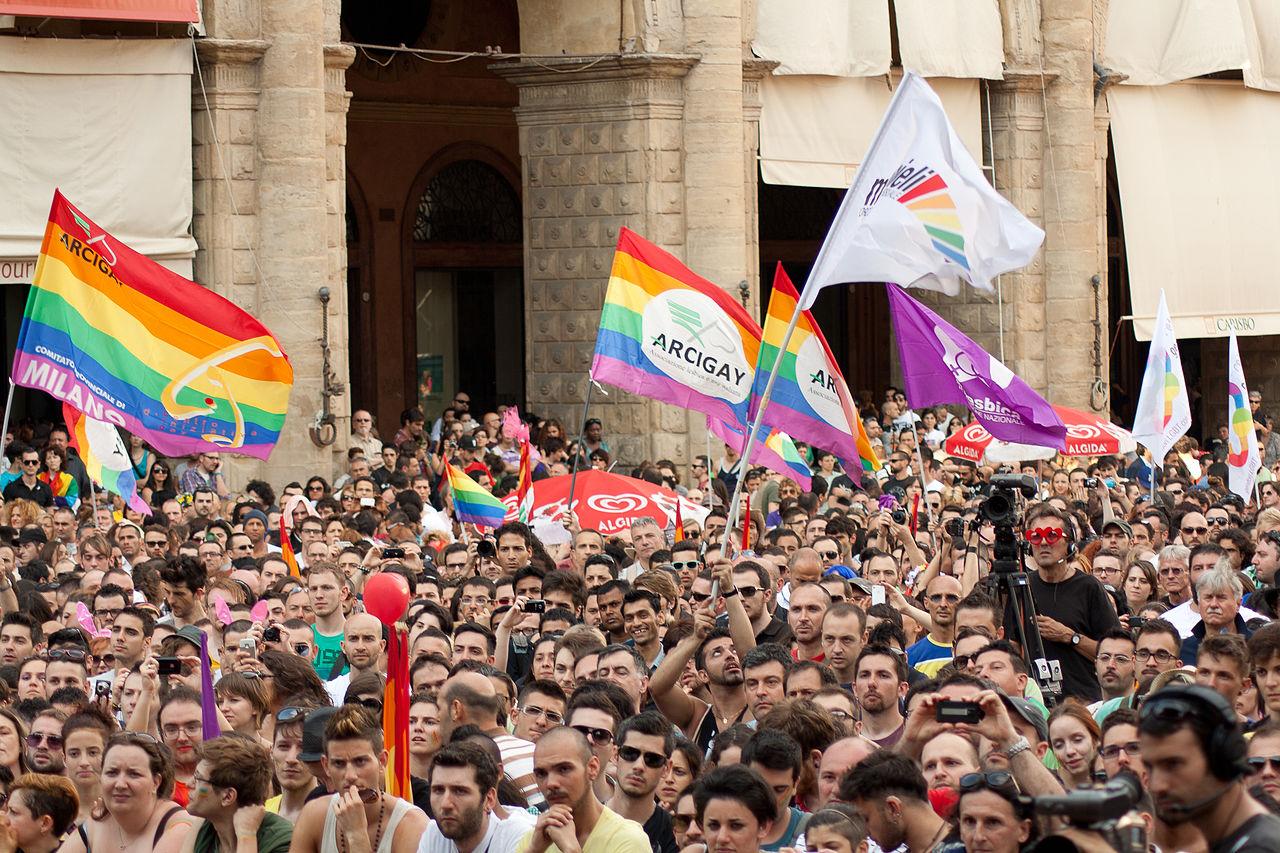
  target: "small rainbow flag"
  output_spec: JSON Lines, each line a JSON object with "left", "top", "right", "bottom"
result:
{"left": 13, "top": 191, "right": 293, "bottom": 460}
{"left": 854, "top": 415, "right": 882, "bottom": 476}
{"left": 753, "top": 264, "right": 869, "bottom": 484}
{"left": 592, "top": 228, "right": 762, "bottom": 428}
{"left": 383, "top": 626, "right": 411, "bottom": 798}
{"left": 63, "top": 404, "right": 150, "bottom": 516}
{"left": 279, "top": 515, "right": 302, "bottom": 579}
{"left": 447, "top": 464, "right": 509, "bottom": 528}
{"left": 708, "top": 416, "right": 812, "bottom": 492}
{"left": 515, "top": 440, "right": 534, "bottom": 523}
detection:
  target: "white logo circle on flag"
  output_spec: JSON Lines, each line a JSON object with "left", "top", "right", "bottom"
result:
{"left": 642, "top": 291, "right": 752, "bottom": 404}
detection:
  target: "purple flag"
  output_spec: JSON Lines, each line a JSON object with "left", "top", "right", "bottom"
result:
{"left": 886, "top": 283, "right": 1066, "bottom": 448}
{"left": 199, "top": 631, "right": 221, "bottom": 740}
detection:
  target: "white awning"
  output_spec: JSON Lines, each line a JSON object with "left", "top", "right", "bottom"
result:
{"left": 759, "top": 74, "right": 983, "bottom": 189}
{"left": 893, "top": 0, "right": 1005, "bottom": 79}
{"left": 1104, "top": 0, "right": 1280, "bottom": 92}
{"left": 751, "top": 0, "right": 889, "bottom": 77}
{"left": 0, "top": 37, "right": 196, "bottom": 283}
{"left": 1109, "top": 81, "right": 1280, "bottom": 340}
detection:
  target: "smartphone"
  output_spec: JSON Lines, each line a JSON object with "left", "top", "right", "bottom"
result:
{"left": 239, "top": 637, "right": 257, "bottom": 656}
{"left": 871, "top": 585, "right": 886, "bottom": 607}
{"left": 523, "top": 599, "right": 547, "bottom": 614}
{"left": 359, "top": 497, "right": 376, "bottom": 508}
{"left": 936, "top": 700, "right": 985, "bottom": 725}
{"left": 157, "top": 657, "right": 182, "bottom": 676}
{"left": 382, "top": 547, "right": 406, "bottom": 560}
{"left": 96, "top": 681, "right": 111, "bottom": 697}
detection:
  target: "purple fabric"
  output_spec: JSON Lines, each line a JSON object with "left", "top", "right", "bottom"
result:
{"left": 886, "top": 284, "right": 1065, "bottom": 449}
{"left": 200, "top": 632, "right": 221, "bottom": 740}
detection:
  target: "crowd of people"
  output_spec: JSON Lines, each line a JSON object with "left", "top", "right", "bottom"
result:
{"left": 1, "top": 386, "right": 1280, "bottom": 853}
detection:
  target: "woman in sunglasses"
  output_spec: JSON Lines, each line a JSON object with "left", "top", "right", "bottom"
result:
{"left": 139, "top": 460, "right": 175, "bottom": 511}
{"left": 957, "top": 771, "right": 1036, "bottom": 853}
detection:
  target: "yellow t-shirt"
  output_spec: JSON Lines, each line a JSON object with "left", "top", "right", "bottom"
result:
{"left": 515, "top": 805, "right": 650, "bottom": 853}
{"left": 264, "top": 795, "right": 282, "bottom": 814}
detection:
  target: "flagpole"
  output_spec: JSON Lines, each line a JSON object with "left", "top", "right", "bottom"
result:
{"left": 566, "top": 380, "right": 596, "bottom": 521}
{"left": 726, "top": 74, "right": 919, "bottom": 538}
{"left": 911, "top": 411, "right": 934, "bottom": 529}
{"left": 0, "top": 380, "right": 14, "bottom": 465}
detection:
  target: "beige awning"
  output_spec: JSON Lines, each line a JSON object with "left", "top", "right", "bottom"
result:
{"left": 759, "top": 74, "right": 983, "bottom": 189}
{"left": 1241, "top": 0, "right": 1280, "bottom": 92}
{"left": 1109, "top": 81, "right": 1280, "bottom": 340}
{"left": 0, "top": 37, "right": 196, "bottom": 283}
{"left": 893, "top": 0, "right": 1005, "bottom": 79}
{"left": 751, "top": 0, "right": 889, "bottom": 77}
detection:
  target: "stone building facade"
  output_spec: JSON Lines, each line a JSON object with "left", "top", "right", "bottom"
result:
{"left": 187, "top": 0, "right": 1113, "bottom": 482}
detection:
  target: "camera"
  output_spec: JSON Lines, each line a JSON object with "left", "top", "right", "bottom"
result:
{"left": 1025, "top": 771, "right": 1147, "bottom": 853}
{"left": 1085, "top": 477, "right": 1099, "bottom": 488}
{"left": 382, "top": 547, "right": 405, "bottom": 560}
{"left": 477, "top": 539, "right": 497, "bottom": 559}
{"left": 978, "top": 474, "right": 1036, "bottom": 528}
{"left": 96, "top": 681, "right": 111, "bottom": 697}
{"left": 944, "top": 518, "right": 965, "bottom": 538}
{"left": 523, "top": 599, "right": 546, "bottom": 614}
{"left": 935, "top": 700, "right": 984, "bottom": 724}
{"left": 891, "top": 509, "right": 908, "bottom": 525}
{"left": 157, "top": 657, "right": 182, "bottom": 676}
{"left": 263, "top": 626, "right": 281, "bottom": 643}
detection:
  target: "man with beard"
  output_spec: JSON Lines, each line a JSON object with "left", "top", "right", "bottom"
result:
{"left": 821, "top": 604, "right": 866, "bottom": 686}
{"left": 324, "top": 613, "right": 386, "bottom": 705}
{"left": 1140, "top": 684, "right": 1280, "bottom": 852}
{"left": 159, "top": 685, "right": 205, "bottom": 806}
{"left": 605, "top": 711, "right": 679, "bottom": 853}
{"left": 843, "top": 751, "right": 955, "bottom": 853}
{"left": 0, "top": 613, "right": 41, "bottom": 668}
{"left": 651, "top": 616, "right": 749, "bottom": 752}
{"left": 517, "top": 726, "right": 649, "bottom": 853}
{"left": 422, "top": 741, "right": 529, "bottom": 852}
{"left": 1094, "top": 619, "right": 1185, "bottom": 723}
{"left": 25, "top": 709, "right": 66, "bottom": 773}
{"left": 854, "top": 644, "right": 907, "bottom": 747}
{"left": 1091, "top": 628, "right": 1138, "bottom": 711}
{"left": 594, "top": 579, "right": 630, "bottom": 645}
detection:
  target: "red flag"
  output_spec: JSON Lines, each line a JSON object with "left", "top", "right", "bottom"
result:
{"left": 674, "top": 499, "right": 685, "bottom": 541}
{"left": 383, "top": 626, "right": 411, "bottom": 797}
{"left": 742, "top": 493, "right": 751, "bottom": 551}
{"left": 516, "top": 440, "right": 533, "bottom": 523}
{"left": 280, "top": 514, "right": 301, "bottom": 579}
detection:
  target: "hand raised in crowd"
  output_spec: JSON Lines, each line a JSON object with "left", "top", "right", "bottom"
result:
{"left": 951, "top": 689, "right": 1019, "bottom": 750}
{"left": 332, "top": 786, "right": 371, "bottom": 842}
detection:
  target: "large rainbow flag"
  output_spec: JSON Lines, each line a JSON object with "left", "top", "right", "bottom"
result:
{"left": 592, "top": 228, "right": 762, "bottom": 427}
{"left": 753, "top": 263, "right": 876, "bottom": 481}
{"left": 383, "top": 626, "right": 411, "bottom": 798}
{"left": 12, "top": 191, "right": 293, "bottom": 460}
{"left": 63, "top": 403, "right": 150, "bottom": 516}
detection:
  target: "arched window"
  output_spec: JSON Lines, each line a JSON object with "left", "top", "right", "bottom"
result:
{"left": 412, "top": 160, "right": 521, "bottom": 243}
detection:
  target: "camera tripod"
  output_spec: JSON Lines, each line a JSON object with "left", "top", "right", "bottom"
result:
{"left": 985, "top": 524, "right": 1063, "bottom": 704}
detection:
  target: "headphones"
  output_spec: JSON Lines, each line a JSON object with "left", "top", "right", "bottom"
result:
{"left": 1140, "top": 684, "right": 1248, "bottom": 781}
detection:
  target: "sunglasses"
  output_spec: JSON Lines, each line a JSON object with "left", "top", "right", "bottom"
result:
{"left": 1248, "top": 756, "right": 1280, "bottom": 772}
{"left": 572, "top": 724, "right": 614, "bottom": 746}
{"left": 26, "top": 733, "right": 63, "bottom": 749}
{"left": 45, "top": 648, "right": 88, "bottom": 662}
{"left": 959, "top": 771, "right": 1015, "bottom": 793}
{"left": 671, "top": 561, "right": 701, "bottom": 571}
{"left": 673, "top": 813, "right": 697, "bottom": 832}
{"left": 20, "top": 460, "right": 39, "bottom": 466}
{"left": 818, "top": 551, "right": 841, "bottom": 561}
{"left": 690, "top": 592, "right": 713, "bottom": 604}
{"left": 618, "top": 744, "right": 667, "bottom": 769}
{"left": 1181, "top": 526, "right": 1208, "bottom": 536}
{"left": 736, "top": 586, "right": 760, "bottom": 598}
{"left": 1206, "top": 517, "right": 1230, "bottom": 527}
{"left": 1024, "top": 527, "right": 1065, "bottom": 546}
{"left": 351, "top": 697, "right": 383, "bottom": 712}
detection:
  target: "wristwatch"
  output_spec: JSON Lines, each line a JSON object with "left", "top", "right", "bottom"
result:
{"left": 722, "top": 588, "right": 739, "bottom": 598}
{"left": 1071, "top": 633, "right": 1081, "bottom": 646}
{"left": 1004, "top": 736, "right": 1032, "bottom": 760}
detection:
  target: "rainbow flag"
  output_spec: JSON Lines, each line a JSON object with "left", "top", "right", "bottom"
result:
{"left": 515, "top": 440, "right": 534, "bottom": 523}
{"left": 63, "top": 404, "right": 150, "bottom": 516}
{"left": 12, "top": 191, "right": 293, "bottom": 460}
{"left": 854, "top": 413, "right": 882, "bottom": 476}
{"left": 753, "top": 264, "right": 870, "bottom": 482}
{"left": 447, "top": 464, "right": 508, "bottom": 528}
{"left": 592, "top": 228, "right": 762, "bottom": 427}
{"left": 279, "top": 515, "right": 302, "bottom": 579}
{"left": 383, "top": 626, "right": 411, "bottom": 798}
{"left": 707, "top": 416, "right": 812, "bottom": 492}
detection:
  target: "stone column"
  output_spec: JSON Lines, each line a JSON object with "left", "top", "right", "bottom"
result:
{"left": 492, "top": 55, "right": 697, "bottom": 466}
{"left": 1040, "top": 0, "right": 1105, "bottom": 410}
{"left": 195, "top": 0, "right": 353, "bottom": 485}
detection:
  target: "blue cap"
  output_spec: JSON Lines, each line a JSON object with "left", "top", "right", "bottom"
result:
{"left": 824, "top": 565, "right": 857, "bottom": 580}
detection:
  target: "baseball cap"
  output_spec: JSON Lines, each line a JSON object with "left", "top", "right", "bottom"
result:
{"left": 999, "top": 693, "right": 1049, "bottom": 743}
{"left": 457, "top": 436, "right": 477, "bottom": 451}
{"left": 824, "top": 565, "right": 857, "bottom": 581}
{"left": 1102, "top": 519, "right": 1133, "bottom": 538}
{"left": 172, "top": 626, "right": 205, "bottom": 653}
{"left": 849, "top": 577, "right": 874, "bottom": 596}
{"left": 300, "top": 706, "right": 338, "bottom": 763}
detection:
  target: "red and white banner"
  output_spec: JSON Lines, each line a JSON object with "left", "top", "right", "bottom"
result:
{"left": 501, "top": 470, "right": 710, "bottom": 536}
{"left": 945, "top": 405, "right": 1136, "bottom": 463}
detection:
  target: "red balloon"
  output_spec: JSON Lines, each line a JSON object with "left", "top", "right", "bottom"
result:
{"left": 363, "top": 572, "right": 410, "bottom": 626}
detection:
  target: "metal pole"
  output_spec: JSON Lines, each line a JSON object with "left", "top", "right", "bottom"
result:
{"left": 566, "top": 380, "right": 596, "bottom": 519}
{"left": 911, "top": 412, "right": 934, "bottom": 529}
{"left": 0, "top": 381, "right": 14, "bottom": 466}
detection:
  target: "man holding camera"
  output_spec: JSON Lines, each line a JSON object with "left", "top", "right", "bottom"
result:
{"left": 1014, "top": 504, "right": 1119, "bottom": 702}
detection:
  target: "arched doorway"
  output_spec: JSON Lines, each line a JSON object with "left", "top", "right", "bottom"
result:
{"left": 411, "top": 157, "right": 524, "bottom": 415}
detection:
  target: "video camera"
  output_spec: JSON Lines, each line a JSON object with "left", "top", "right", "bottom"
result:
{"left": 978, "top": 473, "right": 1037, "bottom": 529}
{"left": 1025, "top": 772, "right": 1148, "bottom": 853}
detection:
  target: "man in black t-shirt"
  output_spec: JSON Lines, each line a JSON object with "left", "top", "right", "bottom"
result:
{"left": 1140, "top": 685, "right": 1280, "bottom": 853}
{"left": 1007, "top": 504, "right": 1119, "bottom": 702}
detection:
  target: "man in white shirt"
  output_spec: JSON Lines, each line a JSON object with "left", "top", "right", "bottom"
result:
{"left": 418, "top": 741, "right": 528, "bottom": 853}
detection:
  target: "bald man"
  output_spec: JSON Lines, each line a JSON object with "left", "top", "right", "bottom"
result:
{"left": 441, "top": 671, "right": 540, "bottom": 807}
{"left": 323, "top": 612, "right": 388, "bottom": 705}
{"left": 517, "top": 727, "right": 650, "bottom": 853}
{"left": 815, "top": 736, "right": 879, "bottom": 809}
{"left": 777, "top": 547, "right": 825, "bottom": 615}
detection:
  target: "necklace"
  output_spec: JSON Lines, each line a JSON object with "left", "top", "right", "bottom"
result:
{"left": 339, "top": 795, "right": 388, "bottom": 853}
{"left": 116, "top": 819, "right": 147, "bottom": 850}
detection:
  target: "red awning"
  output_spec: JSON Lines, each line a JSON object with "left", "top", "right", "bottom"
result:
{"left": 0, "top": 0, "right": 198, "bottom": 22}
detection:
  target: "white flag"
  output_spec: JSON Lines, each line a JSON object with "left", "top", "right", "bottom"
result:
{"left": 1130, "top": 290, "right": 1192, "bottom": 465}
{"left": 1227, "top": 332, "right": 1261, "bottom": 501}
{"left": 798, "top": 71, "right": 1044, "bottom": 308}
